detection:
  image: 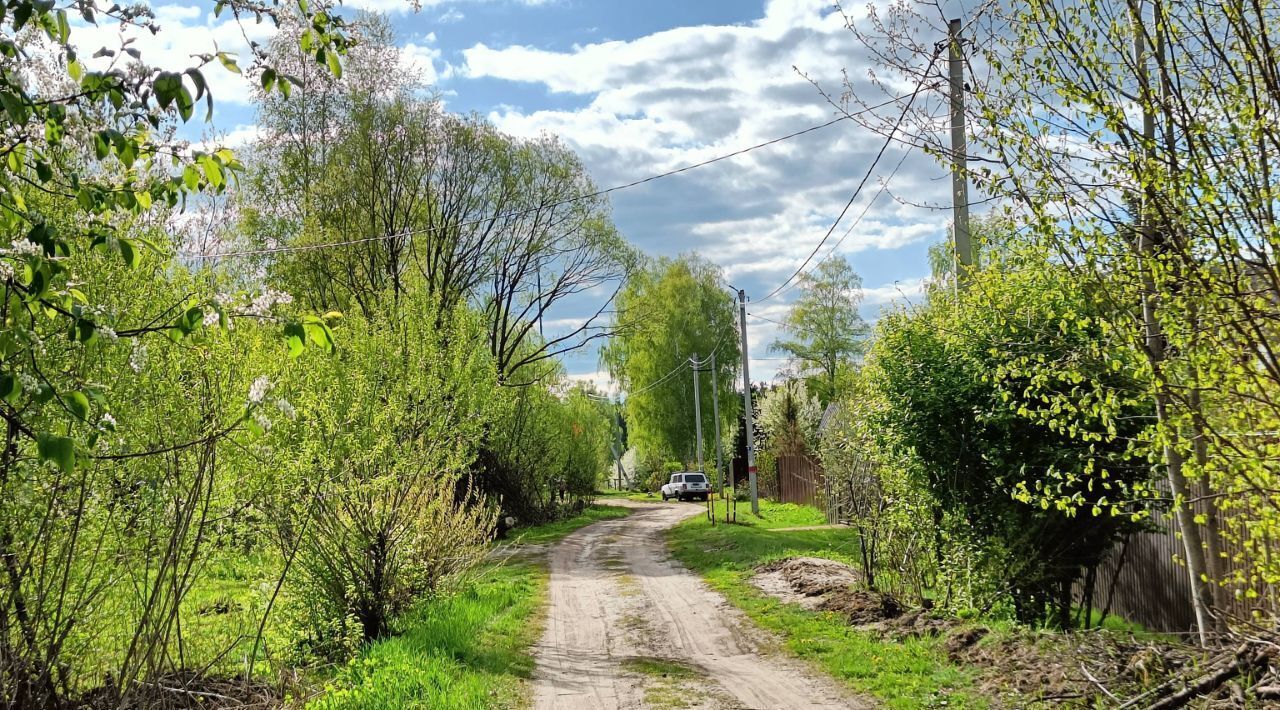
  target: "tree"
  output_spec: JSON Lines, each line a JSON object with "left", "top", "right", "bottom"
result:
{"left": 1, "top": 2, "right": 347, "bottom": 702}
{"left": 244, "top": 18, "right": 635, "bottom": 382}
{"left": 603, "top": 255, "right": 740, "bottom": 468}
{"left": 832, "top": 0, "right": 1280, "bottom": 642}
{"left": 771, "top": 256, "right": 869, "bottom": 404}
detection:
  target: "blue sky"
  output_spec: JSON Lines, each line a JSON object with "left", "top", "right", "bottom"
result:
{"left": 114, "top": 0, "right": 969, "bottom": 387}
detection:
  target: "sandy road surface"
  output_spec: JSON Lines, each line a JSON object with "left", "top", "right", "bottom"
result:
{"left": 532, "top": 500, "right": 869, "bottom": 710}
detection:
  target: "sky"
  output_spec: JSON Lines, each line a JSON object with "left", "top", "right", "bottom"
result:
{"left": 109, "top": 0, "right": 971, "bottom": 390}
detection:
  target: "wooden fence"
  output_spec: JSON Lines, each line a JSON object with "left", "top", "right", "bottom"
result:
{"left": 775, "top": 454, "right": 823, "bottom": 508}
{"left": 1079, "top": 493, "right": 1280, "bottom": 633}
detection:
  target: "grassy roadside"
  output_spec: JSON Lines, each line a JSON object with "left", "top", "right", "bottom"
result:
{"left": 666, "top": 500, "right": 981, "bottom": 709}
{"left": 309, "top": 503, "right": 630, "bottom": 709}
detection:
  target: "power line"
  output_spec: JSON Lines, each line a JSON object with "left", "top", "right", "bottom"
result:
{"left": 756, "top": 51, "right": 941, "bottom": 304}
{"left": 747, "top": 312, "right": 787, "bottom": 327}
{"left": 182, "top": 93, "right": 920, "bottom": 261}
{"left": 766, "top": 144, "right": 915, "bottom": 303}
{"left": 628, "top": 359, "right": 689, "bottom": 397}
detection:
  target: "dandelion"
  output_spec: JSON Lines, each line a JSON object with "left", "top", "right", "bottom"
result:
{"left": 249, "top": 376, "right": 271, "bottom": 404}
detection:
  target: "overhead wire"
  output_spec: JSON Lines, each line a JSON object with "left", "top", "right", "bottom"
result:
{"left": 765, "top": 144, "right": 915, "bottom": 303}
{"left": 181, "top": 93, "right": 922, "bottom": 261}
{"left": 755, "top": 50, "right": 942, "bottom": 304}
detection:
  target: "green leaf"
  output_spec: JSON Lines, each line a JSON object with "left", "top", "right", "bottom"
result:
{"left": 117, "top": 238, "right": 139, "bottom": 268}
{"left": 260, "top": 67, "right": 276, "bottom": 93}
{"left": 217, "top": 52, "right": 241, "bottom": 74}
{"left": 63, "top": 391, "right": 89, "bottom": 421}
{"left": 0, "top": 374, "right": 17, "bottom": 404}
{"left": 153, "top": 72, "right": 181, "bottom": 110}
{"left": 325, "top": 48, "right": 342, "bottom": 79}
{"left": 284, "top": 322, "right": 305, "bottom": 358}
{"left": 182, "top": 165, "right": 200, "bottom": 191}
{"left": 176, "top": 85, "right": 194, "bottom": 122}
{"left": 37, "top": 433, "right": 75, "bottom": 473}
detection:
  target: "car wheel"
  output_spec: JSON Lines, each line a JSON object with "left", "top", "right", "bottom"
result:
{"left": 661, "top": 492, "right": 667, "bottom": 501}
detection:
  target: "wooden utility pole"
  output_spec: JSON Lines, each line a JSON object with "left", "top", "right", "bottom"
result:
{"left": 948, "top": 18, "right": 973, "bottom": 285}
{"left": 738, "top": 290, "right": 759, "bottom": 514}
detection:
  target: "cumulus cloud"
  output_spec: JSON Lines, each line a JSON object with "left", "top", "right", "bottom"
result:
{"left": 457, "top": 0, "right": 954, "bottom": 312}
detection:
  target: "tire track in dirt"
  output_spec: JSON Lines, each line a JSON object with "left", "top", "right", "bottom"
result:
{"left": 532, "top": 500, "right": 870, "bottom": 709}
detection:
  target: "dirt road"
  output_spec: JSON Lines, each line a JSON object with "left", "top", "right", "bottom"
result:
{"left": 531, "top": 500, "right": 868, "bottom": 709}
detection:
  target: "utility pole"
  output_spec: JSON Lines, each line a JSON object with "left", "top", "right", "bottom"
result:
{"left": 612, "top": 398, "right": 625, "bottom": 490}
{"left": 738, "top": 290, "right": 759, "bottom": 514}
{"left": 710, "top": 349, "right": 725, "bottom": 509}
{"left": 691, "top": 353, "right": 705, "bottom": 476}
{"left": 948, "top": 17, "right": 973, "bottom": 286}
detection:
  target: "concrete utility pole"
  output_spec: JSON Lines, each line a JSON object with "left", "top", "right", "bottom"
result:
{"left": 738, "top": 290, "right": 759, "bottom": 514}
{"left": 612, "top": 398, "right": 625, "bottom": 489}
{"left": 948, "top": 17, "right": 973, "bottom": 286}
{"left": 691, "top": 353, "right": 705, "bottom": 475}
{"left": 710, "top": 349, "right": 725, "bottom": 506}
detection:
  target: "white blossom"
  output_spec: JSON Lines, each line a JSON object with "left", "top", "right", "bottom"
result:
{"left": 5, "top": 240, "right": 42, "bottom": 257}
{"left": 18, "top": 373, "right": 39, "bottom": 395}
{"left": 246, "top": 290, "right": 293, "bottom": 317}
{"left": 253, "top": 410, "right": 272, "bottom": 433}
{"left": 98, "top": 326, "right": 118, "bottom": 343}
{"left": 274, "top": 397, "right": 296, "bottom": 420}
{"left": 129, "top": 342, "right": 146, "bottom": 373}
{"left": 202, "top": 310, "right": 220, "bottom": 327}
{"left": 100, "top": 413, "right": 116, "bottom": 430}
{"left": 0, "top": 261, "right": 13, "bottom": 281}
{"left": 249, "top": 376, "right": 271, "bottom": 404}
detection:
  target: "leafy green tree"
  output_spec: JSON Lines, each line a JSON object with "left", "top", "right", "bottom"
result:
{"left": 863, "top": 247, "right": 1151, "bottom": 625}
{"left": 771, "top": 256, "right": 869, "bottom": 404}
{"left": 244, "top": 17, "right": 635, "bottom": 381}
{"left": 603, "top": 255, "right": 739, "bottom": 468}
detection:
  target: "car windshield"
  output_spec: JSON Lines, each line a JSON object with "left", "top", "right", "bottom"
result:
{"left": 684, "top": 474, "right": 706, "bottom": 483}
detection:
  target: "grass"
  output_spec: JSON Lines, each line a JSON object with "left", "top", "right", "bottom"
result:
{"left": 506, "top": 503, "right": 630, "bottom": 545}
{"left": 666, "top": 499, "right": 982, "bottom": 709}
{"left": 309, "top": 504, "right": 629, "bottom": 709}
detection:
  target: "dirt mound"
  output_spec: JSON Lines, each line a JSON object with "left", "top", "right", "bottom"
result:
{"left": 816, "top": 589, "right": 903, "bottom": 625}
{"left": 756, "top": 556, "right": 861, "bottom": 597}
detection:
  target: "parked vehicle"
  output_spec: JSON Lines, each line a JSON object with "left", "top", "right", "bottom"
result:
{"left": 661, "top": 472, "right": 711, "bottom": 502}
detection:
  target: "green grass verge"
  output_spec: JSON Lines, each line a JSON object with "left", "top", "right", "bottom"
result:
{"left": 506, "top": 503, "right": 631, "bottom": 545}
{"left": 666, "top": 500, "right": 982, "bottom": 709}
{"left": 310, "top": 504, "right": 630, "bottom": 709}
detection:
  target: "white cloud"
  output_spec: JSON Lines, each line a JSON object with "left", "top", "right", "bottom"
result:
{"left": 438, "top": 7, "right": 465, "bottom": 23}
{"left": 400, "top": 39, "right": 441, "bottom": 85}
{"left": 457, "top": 0, "right": 958, "bottom": 307}
{"left": 565, "top": 369, "right": 617, "bottom": 395}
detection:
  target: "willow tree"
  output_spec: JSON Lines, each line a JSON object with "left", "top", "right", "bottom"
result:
{"left": 602, "top": 255, "right": 740, "bottom": 469}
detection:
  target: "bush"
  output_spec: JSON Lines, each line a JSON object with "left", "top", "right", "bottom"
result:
{"left": 842, "top": 251, "right": 1152, "bottom": 626}
{"left": 267, "top": 295, "right": 499, "bottom": 650}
